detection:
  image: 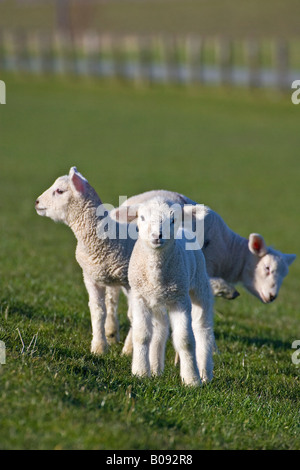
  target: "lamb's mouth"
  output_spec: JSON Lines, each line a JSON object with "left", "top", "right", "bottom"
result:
{"left": 36, "top": 207, "right": 47, "bottom": 215}
{"left": 150, "top": 239, "right": 165, "bottom": 248}
{"left": 260, "top": 292, "right": 269, "bottom": 304}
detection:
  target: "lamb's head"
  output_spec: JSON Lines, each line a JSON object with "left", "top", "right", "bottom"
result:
{"left": 136, "top": 198, "right": 181, "bottom": 249}
{"left": 243, "top": 233, "right": 296, "bottom": 303}
{"left": 35, "top": 167, "right": 100, "bottom": 225}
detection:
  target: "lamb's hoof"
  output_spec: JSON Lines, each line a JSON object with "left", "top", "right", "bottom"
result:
{"left": 182, "top": 377, "right": 201, "bottom": 387}
{"left": 91, "top": 341, "right": 108, "bottom": 355}
{"left": 222, "top": 287, "right": 240, "bottom": 300}
{"left": 121, "top": 344, "right": 133, "bottom": 356}
{"left": 200, "top": 372, "right": 213, "bottom": 384}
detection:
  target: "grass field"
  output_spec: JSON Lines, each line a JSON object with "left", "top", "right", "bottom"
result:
{"left": 0, "top": 74, "right": 299, "bottom": 450}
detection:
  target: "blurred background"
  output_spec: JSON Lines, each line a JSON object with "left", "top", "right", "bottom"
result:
{"left": 1, "top": 0, "right": 300, "bottom": 88}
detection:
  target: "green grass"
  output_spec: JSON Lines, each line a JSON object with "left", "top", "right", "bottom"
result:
{"left": 0, "top": 75, "right": 299, "bottom": 449}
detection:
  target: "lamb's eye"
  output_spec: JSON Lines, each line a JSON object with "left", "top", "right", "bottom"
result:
{"left": 140, "top": 215, "right": 145, "bottom": 221}
{"left": 56, "top": 189, "right": 64, "bottom": 195}
{"left": 265, "top": 266, "right": 270, "bottom": 275}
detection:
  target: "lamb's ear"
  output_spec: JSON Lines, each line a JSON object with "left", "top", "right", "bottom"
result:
{"left": 284, "top": 253, "right": 296, "bottom": 266}
{"left": 69, "top": 167, "right": 88, "bottom": 195}
{"left": 111, "top": 205, "right": 139, "bottom": 223}
{"left": 248, "top": 233, "right": 267, "bottom": 257}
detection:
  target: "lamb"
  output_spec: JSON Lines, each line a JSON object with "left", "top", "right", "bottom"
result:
{"left": 127, "top": 197, "right": 215, "bottom": 385}
{"left": 35, "top": 166, "right": 136, "bottom": 354}
{"left": 121, "top": 189, "right": 296, "bottom": 304}
{"left": 111, "top": 189, "right": 296, "bottom": 356}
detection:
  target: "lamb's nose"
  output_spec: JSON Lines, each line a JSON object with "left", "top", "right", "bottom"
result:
{"left": 151, "top": 232, "right": 160, "bottom": 240}
{"left": 35, "top": 199, "right": 39, "bottom": 206}
{"left": 269, "top": 294, "right": 277, "bottom": 302}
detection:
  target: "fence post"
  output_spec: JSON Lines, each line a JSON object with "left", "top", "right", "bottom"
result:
{"left": 85, "top": 32, "right": 99, "bottom": 77}
{"left": 246, "top": 39, "right": 261, "bottom": 88}
{"left": 48, "top": 32, "right": 64, "bottom": 75}
{"left": 112, "top": 35, "right": 126, "bottom": 80}
{"left": 149, "top": 35, "right": 167, "bottom": 84}
{"left": 73, "top": 33, "right": 90, "bottom": 76}
{"left": 0, "top": 30, "right": 5, "bottom": 71}
{"left": 218, "top": 38, "right": 233, "bottom": 85}
{"left": 98, "top": 34, "right": 115, "bottom": 79}
{"left": 200, "top": 37, "right": 220, "bottom": 85}
{"left": 138, "top": 36, "right": 151, "bottom": 84}
{"left": 26, "top": 32, "right": 43, "bottom": 74}
{"left": 175, "top": 36, "right": 191, "bottom": 84}
{"left": 1, "top": 30, "right": 18, "bottom": 72}
{"left": 187, "top": 36, "right": 203, "bottom": 84}
{"left": 275, "top": 39, "right": 289, "bottom": 90}
{"left": 195, "top": 37, "right": 205, "bottom": 84}
{"left": 123, "top": 35, "right": 141, "bottom": 84}
{"left": 14, "top": 30, "right": 29, "bottom": 72}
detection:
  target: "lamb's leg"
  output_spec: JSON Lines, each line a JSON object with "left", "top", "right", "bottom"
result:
{"left": 149, "top": 308, "right": 169, "bottom": 376}
{"left": 105, "top": 286, "right": 120, "bottom": 344}
{"left": 210, "top": 277, "right": 240, "bottom": 300}
{"left": 169, "top": 300, "right": 200, "bottom": 387}
{"left": 190, "top": 292, "right": 215, "bottom": 383}
{"left": 122, "top": 327, "right": 133, "bottom": 356}
{"left": 131, "top": 294, "right": 152, "bottom": 378}
{"left": 122, "top": 298, "right": 133, "bottom": 356}
{"left": 83, "top": 274, "right": 108, "bottom": 355}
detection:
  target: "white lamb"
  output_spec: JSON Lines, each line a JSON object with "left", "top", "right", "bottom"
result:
{"left": 110, "top": 189, "right": 296, "bottom": 356}
{"left": 127, "top": 197, "right": 215, "bottom": 385}
{"left": 35, "top": 167, "right": 136, "bottom": 354}
{"left": 121, "top": 190, "right": 296, "bottom": 304}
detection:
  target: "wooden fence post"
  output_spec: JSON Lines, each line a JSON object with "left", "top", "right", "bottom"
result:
{"left": 149, "top": 35, "right": 167, "bottom": 84}
{"left": 218, "top": 38, "right": 233, "bottom": 85}
{"left": 98, "top": 34, "right": 115, "bottom": 78}
{"left": 1, "top": 30, "right": 18, "bottom": 72}
{"left": 246, "top": 39, "right": 261, "bottom": 88}
{"left": 0, "top": 30, "right": 6, "bottom": 72}
{"left": 275, "top": 39, "right": 289, "bottom": 90}
{"left": 188, "top": 36, "right": 203, "bottom": 84}
{"left": 123, "top": 35, "right": 142, "bottom": 84}
{"left": 26, "top": 32, "right": 43, "bottom": 74}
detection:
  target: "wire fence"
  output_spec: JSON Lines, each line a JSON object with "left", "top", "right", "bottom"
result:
{"left": 0, "top": 30, "right": 299, "bottom": 89}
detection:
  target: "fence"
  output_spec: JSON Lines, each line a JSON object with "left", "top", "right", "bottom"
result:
{"left": 0, "top": 30, "right": 299, "bottom": 89}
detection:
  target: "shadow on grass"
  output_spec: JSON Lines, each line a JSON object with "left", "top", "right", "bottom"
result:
{"left": 2, "top": 294, "right": 292, "bottom": 354}
{"left": 0, "top": 296, "right": 42, "bottom": 321}
{"left": 0, "top": 293, "right": 88, "bottom": 326}
{"left": 215, "top": 330, "right": 292, "bottom": 351}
